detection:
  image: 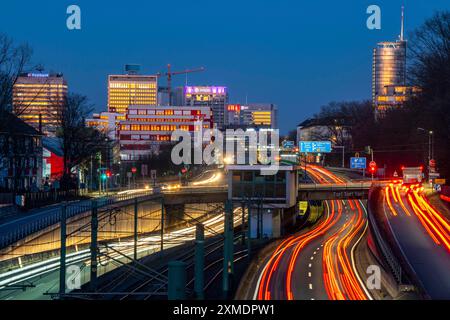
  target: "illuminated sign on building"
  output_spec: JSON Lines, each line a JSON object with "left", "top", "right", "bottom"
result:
{"left": 185, "top": 86, "right": 227, "bottom": 95}
{"left": 227, "top": 104, "right": 241, "bottom": 112}
{"left": 27, "top": 73, "right": 49, "bottom": 78}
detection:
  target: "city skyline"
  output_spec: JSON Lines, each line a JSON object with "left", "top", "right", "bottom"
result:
{"left": 1, "top": 1, "right": 449, "bottom": 133}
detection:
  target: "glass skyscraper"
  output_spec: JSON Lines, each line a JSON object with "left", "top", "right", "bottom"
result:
{"left": 372, "top": 7, "right": 407, "bottom": 119}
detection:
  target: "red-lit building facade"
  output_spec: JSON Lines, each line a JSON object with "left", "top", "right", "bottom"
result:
{"left": 118, "top": 105, "right": 213, "bottom": 161}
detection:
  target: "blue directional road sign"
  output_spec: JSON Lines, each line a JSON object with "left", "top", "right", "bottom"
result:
{"left": 282, "top": 140, "right": 295, "bottom": 150}
{"left": 350, "top": 157, "right": 367, "bottom": 169}
{"left": 299, "top": 141, "right": 332, "bottom": 153}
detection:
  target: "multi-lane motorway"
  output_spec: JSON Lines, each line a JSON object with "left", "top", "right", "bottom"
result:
{"left": 253, "top": 166, "right": 371, "bottom": 300}
{"left": 383, "top": 182, "right": 450, "bottom": 299}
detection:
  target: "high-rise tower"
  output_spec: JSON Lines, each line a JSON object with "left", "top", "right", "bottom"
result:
{"left": 372, "top": 6, "right": 407, "bottom": 118}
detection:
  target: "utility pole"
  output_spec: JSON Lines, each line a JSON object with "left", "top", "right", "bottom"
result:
{"left": 90, "top": 200, "right": 98, "bottom": 292}
{"left": 241, "top": 201, "right": 246, "bottom": 245}
{"left": 134, "top": 197, "right": 138, "bottom": 261}
{"left": 160, "top": 198, "right": 165, "bottom": 252}
{"left": 59, "top": 204, "right": 67, "bottom": 297}
{"left": 258, "top": 197, "right": 263, "bottom": 239}
{"left": 247, "top": 200, "right": 252, "bottom": 259}
{"left": 90, "top": 155, "right": 93, "bottom": 192}
{"left": 222, "top": 200, "right": 234, "bottom": 299}
{"left": 334, "top": 146, "right": 345, "bottom": 168}
{"left": 428, "top": 131, "right": 433, "bottom": 180}
{"left": 194, "top": 224, "right": 205, "bottom": 300}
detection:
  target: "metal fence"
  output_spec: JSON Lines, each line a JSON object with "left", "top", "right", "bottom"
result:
{"left": 0, "top": 191, "right": 158, "bottom": 250}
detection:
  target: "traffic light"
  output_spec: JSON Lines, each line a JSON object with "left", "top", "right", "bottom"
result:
{"left": 369, "top": 161, "right": 377, "bottom": 175}
{"left": 101, "top": 173, "right": 107, "bottom": 180}
{"left": 106, "top": 170, "right": 111, "bottom": 178}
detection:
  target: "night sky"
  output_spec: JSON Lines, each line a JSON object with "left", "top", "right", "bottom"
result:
{"left": 1, "top": 0, "right": 449, "bottom": 133}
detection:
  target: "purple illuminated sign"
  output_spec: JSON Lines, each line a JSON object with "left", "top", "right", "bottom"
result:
{"left": 185, "top": 86, "right": 227, "bottom": 95}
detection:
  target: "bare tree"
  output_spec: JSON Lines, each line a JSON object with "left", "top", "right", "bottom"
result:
{"left": 55, "top": 93, "right": 110, "bottom": 189}
{"left": 0, "top": 33, "right": 33, "bottom": 115}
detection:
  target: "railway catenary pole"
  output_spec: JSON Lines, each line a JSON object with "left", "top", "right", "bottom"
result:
{"left": 90, "top": 200, "right": 98, "bottom": 291}
{"left": 194, "top": 223, "right": 205, "bottom": 300}
{"left": 222, "top": 200, "right": 234, "bottom": 299}
{"left": 59, "top": 204, "right": 67, "bottom": 297}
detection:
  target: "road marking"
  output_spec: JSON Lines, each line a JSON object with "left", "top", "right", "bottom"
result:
{"left": 311, "top": 298, "right": 315, "bottom": 300}
{"left": 309, "top": 283, "right": 313, "bottom": 290}
{"left": 308, "top": 263, "right": 312, "bottom": 268}
{"left": 308, "top": 272, "right": 312, "bottom": 277}
{"left": 313, "top": 251, "right": 317, "bottom": 255}
{"left": 310, "top": 256, "right": 314, "bottom": 260}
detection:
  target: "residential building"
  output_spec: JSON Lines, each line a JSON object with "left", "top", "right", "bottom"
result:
{"left": 0, "top": 111, "right": 43, "bottom": 191}
{"left": 42, "top": 137, "right": 64, "bottom": 181}
{"left": 296, "top": 117, "right": 352, "bottom": 146}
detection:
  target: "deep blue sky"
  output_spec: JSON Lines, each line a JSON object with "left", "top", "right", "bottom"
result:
{"left": 1, "top": 1, "right": 449, "bottom": 133}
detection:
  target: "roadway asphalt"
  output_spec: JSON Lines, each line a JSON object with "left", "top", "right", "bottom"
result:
{"left": 253, "top": 166, "right": 370, "bottom": 300}
{"left": 383, "top": 184, "right": 450, "bottom": 299}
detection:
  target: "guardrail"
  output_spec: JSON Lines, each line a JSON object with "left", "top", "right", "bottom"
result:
{"left": 0, "top": 191, "right": 159, "bottom": 250}
{"left": 367, "top": 186, "right": 428, "bottom": 298}
{"left": 367, "top": 187, "right": 402, "bottom": 283}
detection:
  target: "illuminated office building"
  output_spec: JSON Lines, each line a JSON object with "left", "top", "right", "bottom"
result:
{"left": 13, "top": 73, "right": 68, "bottom": 135}
{"left": 226, "top": 103, "right": 278, "bottom": 129}
{"left": 107, "top": 73, "right": 158, "bottom": 114}
{"left": 372, "top": 7, "right": 408, "bottom": 119}
{"left": 85, "top": 112, "right": 126, "bottom": 140}
{"left": 374, "top": 85, "right": 420, "bottom": 116}
{"left": 118, "top": 105, "right": 213, "bottom": 161}
{"left": 184, "top": 86, "right": 228, "bottom": 129}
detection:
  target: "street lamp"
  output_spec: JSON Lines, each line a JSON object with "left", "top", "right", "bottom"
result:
{"left": 417, "top": 128, "right": 434, "bottom": 181}
{"left": 333, "top": 145, "right": 345, "bottom": 168}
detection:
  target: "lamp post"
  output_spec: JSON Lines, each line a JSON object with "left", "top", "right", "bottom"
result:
{"left": 417, "top": 128, "right": 433, "bottom": 180}
{"left": 334, "top": 146, "right": 345, "bottom": 168}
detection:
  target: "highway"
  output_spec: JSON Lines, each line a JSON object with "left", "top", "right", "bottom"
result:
{"left": 383, "top": 182, "right": 450, "bottom": 299}
{"left": 253, "top": 165, "right": 371, "bottom": 300}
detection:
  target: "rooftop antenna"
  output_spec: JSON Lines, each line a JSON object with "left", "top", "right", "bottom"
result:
{"left": 400, "top": 5, "right": 405, "bottom": 41}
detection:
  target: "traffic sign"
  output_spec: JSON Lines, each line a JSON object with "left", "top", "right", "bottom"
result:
{"left": 429, "top": 159, "right": 436, "bottom": 168}
{"left": 435, "top": 179, "right": 446, "bottom": 185}
{"left": 282, "top": 140, "right": 295, "bottom": 150}
{"left": 299, "top": 141, "right": 332, "bottom": 153}
{"left": 369, "top": 161, "right": 376, "bottom": 168}
{"left": 350, "top": 157, "right": 366, "bottom": 169}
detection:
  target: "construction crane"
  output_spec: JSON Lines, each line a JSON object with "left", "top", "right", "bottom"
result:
{"left": 157, "top": 64, "right": 205, "bottom": 105}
